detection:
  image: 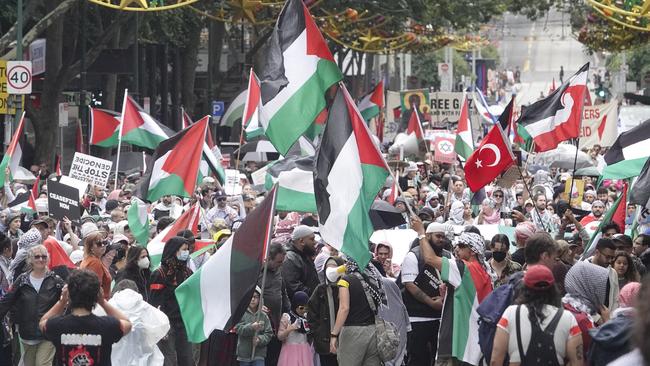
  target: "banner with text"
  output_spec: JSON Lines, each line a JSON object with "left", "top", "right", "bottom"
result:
{"left": 47, "top": 178, "right": 81, "bottom": 221}
{"left": 579, "top": 101, "right": 618, "bottom": 149}
{"left": 69, "top": 152, "right": 113, "bottom": 188}
{"left": 429, "top": 92, "right": 478, "bottom": 129}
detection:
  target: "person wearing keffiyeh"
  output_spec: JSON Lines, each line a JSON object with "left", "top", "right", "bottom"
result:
{"left": 329, "top": 258, "right": 386, "bottom": 365}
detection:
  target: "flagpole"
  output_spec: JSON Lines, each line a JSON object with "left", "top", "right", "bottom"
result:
{"left": 114, "top": 89, "right": 128, "bottom": 191}
{"left": 514, "top": 163, "right": 550, "bottom": 232}
{"left": 251, "top": 185, "right": 278, "bottom": 358}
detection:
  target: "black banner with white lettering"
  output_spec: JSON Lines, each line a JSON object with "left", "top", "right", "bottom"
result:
{"left": 47, "top": 178, "right": 81, "bottom": 221}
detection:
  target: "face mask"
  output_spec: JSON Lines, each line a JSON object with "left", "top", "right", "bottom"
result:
{"left": 137, "top": 257, "right": 150, "bottom": 269}
{"left": 492, "top": 251, "right": 507, "bottom": 262}
{"left": 177, "top": 250, "right": 190, "bottom": 262}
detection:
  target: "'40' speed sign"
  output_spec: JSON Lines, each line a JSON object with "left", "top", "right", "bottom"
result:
{"left": 7, "top": 61, "right": 32, "bottom": 95}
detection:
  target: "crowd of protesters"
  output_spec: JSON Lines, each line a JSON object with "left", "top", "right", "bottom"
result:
{"left": 0, "top": 140, "right": 648, "bottom": 366}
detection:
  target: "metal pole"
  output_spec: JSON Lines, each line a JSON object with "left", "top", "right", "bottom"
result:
{"left": 79, "top": 0, "right": 87, "bottom": 155}
{"left": 15, "top": 0, "right": 23, "bottom": 126}
{"left": 114, "top": 89, "right": 128, "bottom": 190}
{"left": 133, "top": 14, "right": 140, "bottom": 100}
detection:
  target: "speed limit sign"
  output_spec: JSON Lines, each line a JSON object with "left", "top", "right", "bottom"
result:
{"left": 7, "top": 61, "right": 32, "bottom": 94}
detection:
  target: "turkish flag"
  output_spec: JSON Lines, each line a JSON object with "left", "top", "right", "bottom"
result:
{"left": 465, "top": 124, "right": 515, "bottom": 192}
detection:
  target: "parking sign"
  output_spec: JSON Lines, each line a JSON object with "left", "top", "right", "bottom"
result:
{"left": 212, "top": 101, "right": 224, "bottom": 117}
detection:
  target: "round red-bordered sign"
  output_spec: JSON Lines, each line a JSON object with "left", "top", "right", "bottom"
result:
{"left": 7, "top": 65, "right": 32, "bottom": 91}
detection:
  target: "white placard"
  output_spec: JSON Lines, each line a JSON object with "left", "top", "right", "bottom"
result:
{"left": 69, "top": 152, "right": 113, "bottom": 188}
{"left": 59, "top": 175, "right": 89, "bottom": 200}
{"left": 250, "top": 164, "right": 269, "bottom": 186}
{"left": 58, "top": 103, "right": 68, "bottom": 127}
{"left": 224, "top": 169, "right": 242, "bottom": 195}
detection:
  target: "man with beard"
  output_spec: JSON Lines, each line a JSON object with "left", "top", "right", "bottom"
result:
{"left": 205, "top": 190, "right": 239, "bottom": 227}
{"left": 282, "top": 225, "right": 319, "bottom": 299}
{"left": 400, "top": 223, "right": 452, "bottom": 366}
{"left": 580, "top": 200, "right": 605, "bottom": 226}
{"left": 527, "top": 193, "right": 555, "bottom": 232}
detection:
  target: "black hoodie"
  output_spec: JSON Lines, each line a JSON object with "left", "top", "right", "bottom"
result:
{"left": 149, "top": 237, "right": 193, "bottom": 324}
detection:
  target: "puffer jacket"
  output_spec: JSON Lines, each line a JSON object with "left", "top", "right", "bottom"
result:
{"left": 0, "top": 271, "right": 64, "bottom": 340}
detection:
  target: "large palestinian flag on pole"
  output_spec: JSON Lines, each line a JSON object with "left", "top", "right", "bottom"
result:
{"left": 127, "top": 197, "right": 150, "bottom": 246}
{"left": 0, "top": 111, "right": 25, "bottom": 187}
{"left": 221, "top": 90, "right": 247, "bottom": 128}
{"left": 265, "top": 155, "right": 316, "bottom": 213}
{"left": 256, "top": 0, "right": 342, "bottom": 155}
{"left": 88, "top": 107, "right": 119, "bottom": 147}
{"left": 242, "top": 69, "right": 264, "bottom": 140}
{"left": 134, "top": 116, "right": 208, "bottom": 202}
{"left": 517, "top": 63, "right": 589, "bottom": 152}
{"left": 314, "top": 84, "right": 389, "bottom": 268}
{"left": 454, "top": 93, "right": 473, "bottom": 161}
{"left": 600, "top": 119, "right": 650, "bottom": 181}
{"left": 358, "top": 81, "right": 384, "bottom": 122}
{"left": 119, "top": 90, "right": 170, "bottom": 150}
{"left": 147, "top": 202, "right": 201, "bottom": 268}
{"left": 176, "top": 187, "right": 277, "bottom": 343}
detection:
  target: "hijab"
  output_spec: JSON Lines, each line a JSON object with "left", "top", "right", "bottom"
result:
{"left": 563, "top": 261, "right": 610, "bottom": 314}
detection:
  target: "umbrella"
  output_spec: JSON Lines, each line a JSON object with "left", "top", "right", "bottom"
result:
{"left": 369, "top": 200, "right": 406, "bottom": 230}
{"left": 110, "top": 151, "right": 150, "bottom": 172}
{"left": 533, "top": 144, "right": 594, "bottom": 170}
{"left": 233, "top": 140, "right": 280, "bottom": 162}
{"left": 574, "top": 166, "right": 601, "bottom": 177}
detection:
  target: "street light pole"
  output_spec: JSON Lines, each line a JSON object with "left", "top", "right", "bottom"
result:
{"left": 14, "top": 0, "right": 24, "bottom": 127}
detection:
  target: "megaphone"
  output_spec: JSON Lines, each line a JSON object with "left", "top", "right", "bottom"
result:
{"left": 388, "top": 133, "right": 419, "bottom": 157}
{"left": 326, "top": 265, "right": 346, "bottom": 283}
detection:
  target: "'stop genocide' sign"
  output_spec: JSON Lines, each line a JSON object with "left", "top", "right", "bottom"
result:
{"left": 69, "top": 152, "right": 113, "bottom": 188}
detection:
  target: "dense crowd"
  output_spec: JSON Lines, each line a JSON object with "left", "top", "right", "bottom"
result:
{"left": 0, "top": 142, "right": 648, "bottom": 366}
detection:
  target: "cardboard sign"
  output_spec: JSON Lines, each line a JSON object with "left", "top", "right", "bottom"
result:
{"left": 224, "top": 169, "right": 242, "bottom": 195}
{"left": 69, "top": 152, "right": 113, "bottom": 188}
{"left": 47, "top": 178, "right": 81, "bottom": 221}
{"left": 565, "top": 178, "right": 585, "bottom": 208}
{"left": 579, "top": 102, "right": 618, "bottom": 148}
{"left": 433, "top": 136, "right": 457, "bottom": 164}
{"left": 429, "top": 92, "right": 477, "bottom": 128}
{"left": 251, "top": 164, "right": 269, "bottom": 186}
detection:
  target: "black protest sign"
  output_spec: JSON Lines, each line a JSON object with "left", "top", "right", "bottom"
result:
{"left": 47, "top": 178, "right": 81, "bottom": 221}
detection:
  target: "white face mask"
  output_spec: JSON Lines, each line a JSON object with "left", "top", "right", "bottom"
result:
{"left": 137, "top": 257, "right": 150, "bottom": 269}
{"left": 177, "top": 250, "right": 190, "bottom": 262}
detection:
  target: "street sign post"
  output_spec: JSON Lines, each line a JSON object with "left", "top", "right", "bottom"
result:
{"left": 438, "top": 62, "right": 453, "bottom": 92}
{"left": 212, "top": 101, "right": 225, "bottom": 117}
{"left": 6, "top": 61, "right": 32, "bottom": 94}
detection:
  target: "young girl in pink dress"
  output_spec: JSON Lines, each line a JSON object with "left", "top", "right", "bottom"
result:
{"left": 277, "top": 291, "right": 314, "bottom": 366}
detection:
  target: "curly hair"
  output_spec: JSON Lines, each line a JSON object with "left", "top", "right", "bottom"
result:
{"left": 614, "top": 251, "right": 640, "bottom": 284}
{"left": 67, "top": 269, "right": 100, "bottom": 311}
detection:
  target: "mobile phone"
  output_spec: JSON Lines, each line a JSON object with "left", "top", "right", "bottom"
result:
{"left": 500, "top": 212, "right": 512, "bottom": 219}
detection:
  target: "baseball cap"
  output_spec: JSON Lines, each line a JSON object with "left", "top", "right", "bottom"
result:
{"left": 524, "top": 265, "right": 555, "bottom": 290}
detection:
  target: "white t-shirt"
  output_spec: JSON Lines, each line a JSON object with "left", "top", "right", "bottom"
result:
{"left": 400, "top": 251, "right": 439, "bottom": 322}
{"left": 30, "top": 274, "right": 44, "bottom": 293}
{"left": 497, "top": 304, "right": 581, "bottom": 364}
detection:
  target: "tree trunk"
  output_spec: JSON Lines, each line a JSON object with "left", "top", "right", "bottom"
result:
{"left": 180, "top": 19, "right": 203, "bottom": 117}
{"left": 31, "top": 6, "right": 64, "bottom": 165}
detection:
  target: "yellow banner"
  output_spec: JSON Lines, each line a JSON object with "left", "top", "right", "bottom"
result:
{"left": 0, "top": 61, "right": 16, "bottom": 115}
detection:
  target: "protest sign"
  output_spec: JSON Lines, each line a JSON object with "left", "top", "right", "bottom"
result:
{"left": 400, "top": 89, "right": 430, "bottom": 116}
{"left": 47, "top": 178, "right": 81, "bottom": 221}
{"left": 433, "top": 136, "right": 457, "bottom": 164}
{"left": 579, "top": 102, "right": 618, "bottom": 148}
{"left": 565, "top": 178, "right": 585, "bottom": 208}
{"left": 69, "top": 152, "right": 113, "bottom": 188}
{"left": 224, "top": 169, "right": 242, "bottom": 195}
{"left": 250, "top": 164, "right": 269, "bottom": 186}
{"left": 59, "top": 175, "right": 89, "bottom": 200}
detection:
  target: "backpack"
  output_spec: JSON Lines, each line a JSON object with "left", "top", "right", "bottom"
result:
{"left": 477, "top": 283, "right": 515, "bottom": 366}
{"left": 516, "top": 305, "right": 563, "bottom": 366}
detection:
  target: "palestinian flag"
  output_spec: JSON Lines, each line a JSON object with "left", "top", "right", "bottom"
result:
{"left": 75, "top": 120, "right": 86, "bottom": 153}
{"left": 89, "top": 107, "right": 120, "bottom": 147}
{"left": 119, "top": 90, "right": 170, "bottom": 150}
{"left": 386, "top": 179, "right": 399, "bottom": 205}
{"left": 256, "top": 0, "right": 342, "bottom": 155}
{"left": 128, "top": 197, "right": 150, "bottom": 246}
{"left": 148, "top": 202, "right": 201, "bottom": 267}
{"left": 176, "top": 187, "right": 277, "bottom": 343}
{"left": 358, "top": 81, "right": 384, "bottom": 122}
{"left": 600, "top": 119, "right": 650, "bottom": 181}
{"left": 265, "top": 155, "right": 316, "bottom": 213}
{"left": 181, "top": 107, "right": 193, "bottom": 130}
{"left": 581, "top": 189, "right": 626, "bottom": 260}
{"left": 473, "top": 88, "right": 497, "bottom": 124}
{"left": 517, "top": 63, "right": 589, "bottom": 152}
{"left": 242, "top": 69, "right": 264, "bottom": 139}
{"left": 221, "top": 90, "right": 247, "bottom": 128}
{"left": 134, "top": 116, "right": 208, "bottom": 202}
{"left": 454, "top": 93, "right": 473, "bottom": 161}
{"left": 178, "top": 112, "right": 226, "bottom": 185}
{"left": 314, "top": 84, "right": 389, "bottom": 268}
{"left": 629, "top": 158, "right": 650, "bottom": 211}
{"left": 54, "top": 155, "right": 62, "bottom": 176}
{"left": 304, "top": 108, "right": 328, "bottom": 141}
{"left": 8, "top": 191, "right": 36, "bottom": 214}
{"left": 438, "top": 257, "right": 492, "bottom": 365}
{"left": 406, "top": 107, "right": 425, "bottom": 143}
{"left": 0, "top": 111, "right": 25, "bottom": 187}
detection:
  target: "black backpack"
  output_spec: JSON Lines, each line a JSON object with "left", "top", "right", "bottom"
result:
{"left": 516, "top": 305, "right": 563, "bottom": 366}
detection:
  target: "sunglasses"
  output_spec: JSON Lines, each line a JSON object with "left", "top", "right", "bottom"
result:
{"left": 33, "top": 255, "right": 48, "bottom": 260}
{"left": 493, "top": 194, "right": 503, "bottom": 198}
{"left": 96, "top": 240, "right": 109, "bottom": 247}
{"left": 216, "top": 197, "right": 227, "bottom": 202}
